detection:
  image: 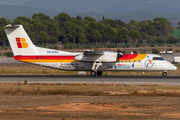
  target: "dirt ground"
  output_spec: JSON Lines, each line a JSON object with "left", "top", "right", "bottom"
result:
{"left": 0, "top": 95, "right": 180, "bottom": 120}
{"left": 1, "top": 84, "right": 180, "bottom": 120}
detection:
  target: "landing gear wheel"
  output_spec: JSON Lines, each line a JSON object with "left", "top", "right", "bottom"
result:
{"left": 162, "top": 72, "right": 167, "bottom": 76}
{"left": 97, "top": 71, "right": 102, "bottom": 76}
{"left": 91, "top": 71, "right": 96, "bottom": 76}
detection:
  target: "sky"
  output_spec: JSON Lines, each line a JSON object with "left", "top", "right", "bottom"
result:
{"left": 0, "top": 0, "right": 30, "bottom": 5}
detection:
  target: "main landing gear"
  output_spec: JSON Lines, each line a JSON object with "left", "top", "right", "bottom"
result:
{"left": 91, "top": 62, "right": 103, "bottom": 76}
{"left": 162, "top": 72, "right": 167, "bottom": 76}
{"left": 90, "top": 71, "right": 102, "bottom": 76}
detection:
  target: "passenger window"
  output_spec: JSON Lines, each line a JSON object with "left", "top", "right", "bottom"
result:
{"left": 139, "top": 60, "right": 141, "bottom": 62}
{"left": 129, "top": 60, "right": 131, "bottom": 63}
{"left": 134, "top": 60, "right": 136, "bottom": 62}
{"left": 121, "top": 60, "right": 123, "bottom": 63}
{"left": 125, "top": 60, "right": 127, "bottom": 63}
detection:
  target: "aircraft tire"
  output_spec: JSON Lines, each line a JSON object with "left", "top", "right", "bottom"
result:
{"left": 91, "top": 71, "right": 96, "bottom": 76}
{"left": 162, "top": 72, "right": 167, "bottom": 76}
{"left": 97, "top": 71, "right": 102, "bottom": 76}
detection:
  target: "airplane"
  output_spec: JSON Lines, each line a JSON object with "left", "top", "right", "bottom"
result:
{"left": 4, "top": 24, "right": 177, "bottom": 76}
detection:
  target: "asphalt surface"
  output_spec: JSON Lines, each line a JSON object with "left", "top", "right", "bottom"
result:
{"left": 0, "top": 75, "right": 180, "bottom": 85}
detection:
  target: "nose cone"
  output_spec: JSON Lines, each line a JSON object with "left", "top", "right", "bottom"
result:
{"left": 169, "top": 63, "right": 177, "bottom": 70}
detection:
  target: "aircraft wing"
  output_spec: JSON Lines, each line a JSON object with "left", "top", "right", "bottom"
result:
{"left": 75, "top": 50, "right": 121, "bottom": 62}
{"left": 84, "top": 50, "right": 104, "bottom": 56}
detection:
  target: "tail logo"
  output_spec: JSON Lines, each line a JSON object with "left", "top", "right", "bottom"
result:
{"left": 16, "top": 38, "right": 28, "bottom": 48}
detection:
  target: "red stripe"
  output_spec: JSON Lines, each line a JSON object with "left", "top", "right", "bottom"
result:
{"left": 117, "top": 54, "right": 138, "bottom": 60}
{"left": 14, "top": 54, "right": 138, "bottom": 61}
{"left": 16, "top": 38, "right": 22, "bottom": 48}
{"left": 14, "top": 55, "right": 75, "bottom": 60}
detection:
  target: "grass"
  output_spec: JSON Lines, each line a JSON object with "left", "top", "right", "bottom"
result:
{"left": 1, "top": 83, "right": 180, "bottom": 97}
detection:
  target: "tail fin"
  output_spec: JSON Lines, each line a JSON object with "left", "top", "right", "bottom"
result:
{"left": 4, "top": 24, "right": 38, "bottom": 56}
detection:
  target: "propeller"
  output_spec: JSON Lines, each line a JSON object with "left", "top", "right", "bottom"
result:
{"left": 117, "top": 50, "right": 122, "bottom": 62}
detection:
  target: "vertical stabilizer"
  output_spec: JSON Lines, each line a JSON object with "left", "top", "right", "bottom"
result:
{"left": 4, "top": 24, "right": 38, "bottom": 55}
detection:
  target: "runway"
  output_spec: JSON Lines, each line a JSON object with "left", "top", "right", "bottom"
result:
{"left": 0, "top": 75, "right": 180, "bottom": 85}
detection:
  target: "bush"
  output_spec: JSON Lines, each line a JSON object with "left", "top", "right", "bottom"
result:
{"left": 24, "top": 80, "right": 27, "bottom": 85}
{"left": 6, "top": 52, "right": 13, "bottom": 57}
{"left": 116, "top": 49, "right": 122, "bottom": 52}
{"left": 83, "top": 44, "right": 91, "bottom": 49}
{"left": 175, "top": 49, "right": 180, "bottom": 52}
{"left": 63, "top": 43, "right": 76, "bottom": 49}
{"left": 132, "top": 50, "right": 137, "bottom": 54}
{"left": 107, "top": 44, "right": 117, "bottom": 48}
{"left": 135, "top": 43, "right": 141, "bottom": 47}
{"left": 150, "top": 44, "right": 154, "bottom": 47}
{"left": 152, "top": 49, "right": 160, "bottom": 54}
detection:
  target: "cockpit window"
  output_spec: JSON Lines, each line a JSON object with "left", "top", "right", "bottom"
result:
{"left": 153, "top": 57, "right": 164, "bottom": 60}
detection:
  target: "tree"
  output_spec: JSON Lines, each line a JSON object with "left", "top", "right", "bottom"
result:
{"left": 64, "top": 22, "right": 80, "bottom": 44}
{"left": 37, "top": 31, "right": 49, "bottom": 45}
{"left": 54, "top": 13, "right": 71, "bottom": 22}
{"left": 13, "top": 16, "right": 32, "bottom": 32}
{"left": 0, "top": 17, "right": 11, "bottom": 28}
{"left": 129, "top": 30, "right": 141, "bottom": 40}
{"left": 102, "top": 19, "right": 118, "bottom": 28}
{"left": 112, "top": 28, "right": 119, "bottom": 43}
{"left": 117, "top": 27, "right": 129, "bottom": 43}
{"left": 155, "top": 36, "right": 167, "bottom": 44}
{"left": 33, "top": 21, "right": 46, "bottom": 34}
{"left": 0, "top": 27, "right": 7, "bottom": 46}
{"left": 152, "top": 17, "right": 173, "bottom": 36}
{"left": 84, "top": 16, "right": 96, "bottom": 22}
{"left": 84, "top": 21, "right": 97, "bottom": 42}
{"left": 28, "top": 30, "right": 36, "bottom": 43}
{"left": 76, "top": 15, "right": 82, "bottom": 20}
{"left": 102, "top": 16, "right": 105, "bottom": 20}
{"left": 129, "top": 30, "right": 141, "bottom": 45}
{"left": 101, "top": 24, "right": 114, "bottom": 43}
{"left": 92, "top": 30, "right": 102, "bottom": 43}
{"left": 115, "top": 19, "right": 129, "bottom": 28}
{"left": 32, "top": 13, "right": 51, "bottom": 21}
{"left": 139, "top": 20, "right": 156, "bottom": 39}
{"left": 177, "top": 21, "right": 180, "bottom": 29}
{"left": 54, "top": 13, "right": 71, "bottom": 30}
{"left": 79, "top": 34, "right": 87, "bottom": 44}
{"left": 167, "top": 36, "right": 179, "bottom": 44}
{"left": 129, "top": 20, "right": 139, "bottom": 25}
{"left": 48, "top": 37, "right": 58, "bottom": 44}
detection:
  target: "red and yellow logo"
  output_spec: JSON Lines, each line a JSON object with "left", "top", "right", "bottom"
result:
{"left": 16, "top": 38, "right": 28, "bottom": 48}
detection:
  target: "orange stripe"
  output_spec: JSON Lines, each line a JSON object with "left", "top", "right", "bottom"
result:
{"left": 19, "top": 60, "right": 75, "bottom": 63}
